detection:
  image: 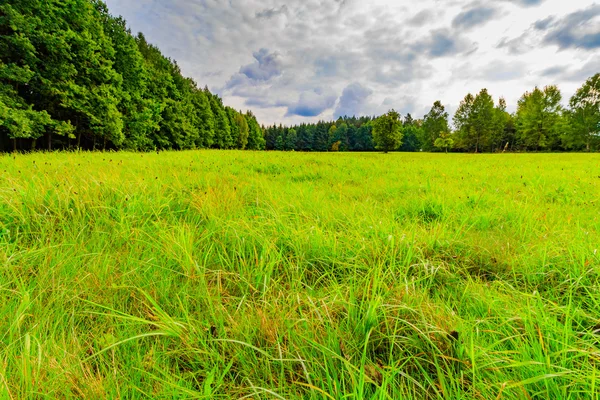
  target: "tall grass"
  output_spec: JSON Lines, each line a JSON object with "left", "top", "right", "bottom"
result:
{"left": 0, "top": 150, "right": 599, "bottom": 399}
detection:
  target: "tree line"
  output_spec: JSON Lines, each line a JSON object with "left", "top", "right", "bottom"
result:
{"left": 0, "top": 0, "right": 265, "bottom": 152}
{"left": 2, "top": 0, "right": 598, "bottom": 154}
{"left": 265, "top": 75, "right": 600, "bottom": 153}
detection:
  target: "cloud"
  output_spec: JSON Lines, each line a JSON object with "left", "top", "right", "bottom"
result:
{"left": 496, "top": 31, "right": 535, "bottom": 55}
{"left": 536, "top": 5, "right": 600, "bottom": 50}
{"left": 286, "top": 88, "right": 338, "bottom": 117}
{"left": 334, "top": 83, "right": 373, "bottom": 118}
{"left": 239, "top": 49, "right": 283, "bottom": 81}
{"left": 503, "top": 0, "right": 545, "bottom": 6}
{"left": 539, "top": 56, "right": 600, "bottom": 82}
{"left": 103, "top": 0, "right": 600, "bottom": 125}
{"left": 373, "top": 64, "right": 433, "bottom": 87}
{"left": 419, "top": 29, "right": 476, "bottom": 57}
{"left": 382, "top": 95, "right": 424, "bottom": 116}
{"left": 407, "top": 9, "right": 435, "bottom": 27}
{"left": 534, "top": 16, "right": 555, "bottom": 30}
{"left": 452, "top": 6, "right": 499, "bottom": 30}
{"left": 453, "top": 59, "right": 527, "bottom": 82}
{"left": 223, "top": 48, "right": 283, "bottom": 92}
{"left": 256, "top": 5, "right": 288, "bottom": 19}
{"left": 478, "top": 60, "right": 527, "bottom": 81}
{"left": 540, "top": 66, "right": 567, "bottom": 77}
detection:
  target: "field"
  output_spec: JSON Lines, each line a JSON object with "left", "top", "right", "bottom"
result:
{"left": 0, "top": 150, "right": 599, "bottom": 399}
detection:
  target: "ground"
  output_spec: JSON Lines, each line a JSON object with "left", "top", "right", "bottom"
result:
{"left": 0, "top": 151, "right": 599, "bottom": 399}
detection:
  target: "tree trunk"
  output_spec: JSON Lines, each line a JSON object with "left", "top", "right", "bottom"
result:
{"left": 48, "top": 132, "right": 52, "bottom": 151}
{"left": 587, "top": 130, "right": 591, "bottom": 152}
{"left": 77, "top": 132, "right": 82, "bottom": 150}
{"left": 13, "top": 138, "right": 17, "bottom": 152}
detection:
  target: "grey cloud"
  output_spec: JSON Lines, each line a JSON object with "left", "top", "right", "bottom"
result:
{"left": 382, "top": 96, "right": 421, "bottom": 116}
{"left": 420, "top": 29, "right": 476, "bottom": 57}
{"left": 407, "top": 9, "right": 435, "bottom": 27}
{"left": 540, "top": 57, "right": 600, "bottom": 82}
{"left": 503, "top": 0, "right": 545, "bottom": 6}
{"left": 540, "top": 66, "right": 567, "bottom": 77}
{"left": 244, "top": 97, "right": 285, "bottom": 109}
{"left": 452, "top": 59, "right": 527, "bottom": 83}
{"left": 452, "top": 7, "right": 499, "bottom": 30}
{"left": 373, "top": 64, "right": 433, "bottom": 87}
{"left": 256, "top": 5, "right": 288, "bottom": 19}
{"left": 224, "top": 48, "right": 283, "bottom": 91}
{"left": 564, "top": 57, "right": 600, "bottom": 81}
{"left": 534, "top": 16, "right": 554, "bottom": 30}
{"left": 334, "top": 83, "right": 373, "bottom": 118}
{"left": 104, "top": 0, "right": 594, "bottom": 126}
{"left": 497, "top": 32, "right": 534, "bottom": 55}
{"left": 286, "top": 89, "right": 338, "bottom": 117}
{"left": 479, "top": 60, "right": 527, "bottom": 81}
{"left": 537, "top": 5, "right": 600, "bottom": 50}
{"left": 240, "top": 49, "right": 283, "bottom": 81}
{"left": 313, "top": 52, "right": 367, "bottom": 78}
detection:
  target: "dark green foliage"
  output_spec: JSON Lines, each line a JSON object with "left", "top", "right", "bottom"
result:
{"left": 564, "top": 74, "right": 600, "bottom": 152}
{"left": 515, "top": 86, "right": 563, "bottom": 151}
{"left": 422, "top": 101, "right": 449, "bottom": 152}
{"left": 284, "top": 128, "right": 297, "bottom": 151}
{"left": 263, "top": 116, "right": 377, "bottom": 152}
{"left": 0, "top": 0, "right": 259, "bottom": 152}
{"left": 245, "top": 111, "right": 265, "bottom": 150}
{"left": 399, "top": 114, "right": 424, "bottom": 152}
{"left": 372, "top": 109, "right": 403, "bottom": 153}
{"left": 1, "top": 0, "right": 597, "bottom": 154}
{"left": 453, "top": 89, "right": 504, "bottom": 153}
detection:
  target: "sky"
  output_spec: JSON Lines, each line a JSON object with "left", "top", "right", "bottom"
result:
{"left": 103, "top": 0, "right": 600, "bottom": 126}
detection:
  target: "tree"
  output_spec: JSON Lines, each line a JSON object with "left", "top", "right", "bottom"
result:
{"left": 400, "top": 114, "right": 423, "bottom": 152}
{"left": 330, "top": 122, "right": 349, "bottom": 151}
{"left": 434, "top": 131, "right": 454, "bottom": 153}
{"left": 565, "top": 74, "right": 600, "bottom": 151}
{"left": 209, "top": 93, "right": 232, "bottom": 149}
{"left": 515, "top": 86, "right": 563, "bottom": 151}
{"left": 495, "top": 98, "right": 515, "bottom": 152}
{"left": 0, "top": 1, "right": 262, "bottom": 152}
{"left": 372, "top": 109, "right": 403, "bottom": 153}
{"left": 246, "top": 111, "right": 265, "bottom": 150}
{"left": 422, "top": 101, "right": 449, "bottom": 152}
{"left": 453, "top": 89, "right": 503, "bottom": 153}
{"left": 295, "top": 124, "right": 312, "bottom": 151}
{"left": 313, "top": 122, "right": 330, "bottom": 152}
{"left": 235, "top": 112, "right": 249, "bottom": 149}
{"left": 284, "top": 128, "right": 297, "bottom": 151}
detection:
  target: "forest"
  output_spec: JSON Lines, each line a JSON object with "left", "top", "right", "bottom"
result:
{"left": 0, "top": 0, "right": 265, "bottom": 152}
{"left": 1, "top": 0, "right": 599, "bottom": 153}
{"left": 264, "top": 80, "right": 600, "bottom": 153}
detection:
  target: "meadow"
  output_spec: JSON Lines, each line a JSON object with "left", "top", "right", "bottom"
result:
{"left": 0, "top": 150, "right": 599, "bottom": 399}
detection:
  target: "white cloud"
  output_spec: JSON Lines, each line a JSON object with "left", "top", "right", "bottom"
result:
{"left": 104, "top": 0, "right": 599, "bottom": 125}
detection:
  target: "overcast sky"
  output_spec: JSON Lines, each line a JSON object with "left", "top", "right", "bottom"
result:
{"left": 104, "top": 0, "right": 600, "bottom": 125}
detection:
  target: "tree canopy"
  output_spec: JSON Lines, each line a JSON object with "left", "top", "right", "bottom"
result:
{"left": 0, "top": 0, "right": 263, "bottom": 152}
{"left": 372, "top": 110, "right": 403, "bottom": 153}
{"left": 0, "top": 0, "right": 598, "bottom": 153}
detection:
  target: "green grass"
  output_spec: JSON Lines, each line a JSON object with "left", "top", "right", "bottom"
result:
{"left": 0, "top": 150, "right": 599, "bottom": 399}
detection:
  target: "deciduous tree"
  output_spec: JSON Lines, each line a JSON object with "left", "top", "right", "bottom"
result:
{"left": 372, "top": 109, "right": 403, "bottom": 153}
